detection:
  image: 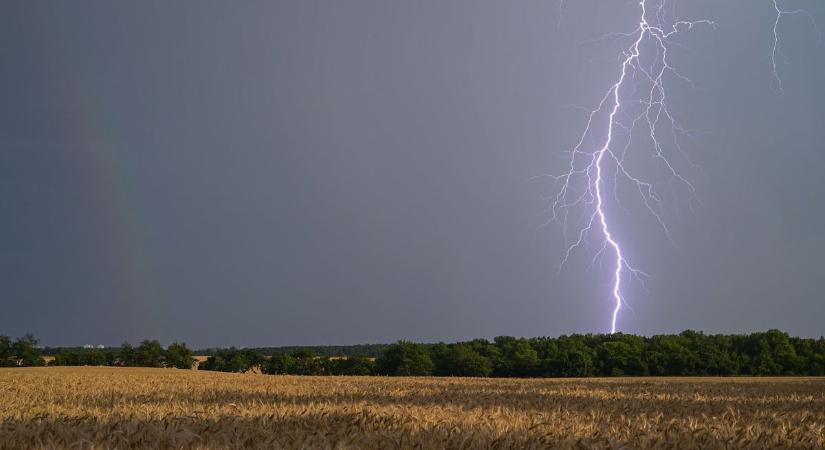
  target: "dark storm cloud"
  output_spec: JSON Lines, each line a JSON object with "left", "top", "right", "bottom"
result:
{"left": 1, "top": 0, "right": 823, "bottom": 346}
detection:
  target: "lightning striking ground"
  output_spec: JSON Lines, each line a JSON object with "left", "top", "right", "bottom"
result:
{"left": 541, "top": 0, "right": 819, "bottom": 333}
{"left": 539, "top": 0, "right": 713, "bottom": 333}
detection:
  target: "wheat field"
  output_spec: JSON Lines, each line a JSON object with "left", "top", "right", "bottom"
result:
{"left": 1, "top": 367, "right": 824, "bottom": 449}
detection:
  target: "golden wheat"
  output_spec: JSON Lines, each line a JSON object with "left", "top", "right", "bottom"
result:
{"left": 1, "top": 367, "right": 823, "bottom": 449}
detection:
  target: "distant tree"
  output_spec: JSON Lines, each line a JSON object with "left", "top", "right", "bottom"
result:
{"left": 533, "top": 335, "right": 593, "bottom": 377}
{"left": 52, "top": 349, "right": 77, "bottom": 366}
{"left": 0, "top": 335, "right": 14, "bottom": 367}
{"left": 332, "top": 355, "right": 376, "bottom": 376}
{"left": 13, "top": 334, "right": 45, "bottom": 367}
{"left": 493, "top": 337, "right": 539, "bottom": 377}
{"left": 564, "top": 348, "right": 595, "bottom": 377}
{"left": 449, "top": 344, "right": 492, "bottom": 377}
{"left": 532, "top": 338, "right": 561, "bottom": 376}
{"left": 227, "top": 353, "right": 251, "bottom": 372}
{"left": 490, "top": 336, "right": 516, "bottom": 376}
{"left": 198, "top": 354, "right": 225, "bottom": 372}
{"left": 510, "top": 341, "right": 540, "bottom": 376}
{"left": 228, "top": 344, "right": 390, "bottom": 359}
{"left": 165, "top": 342, "right": 195, "bottom": 369}
{"left": 84, "top": 349, "right": 109, "bottom": 366}
{"left": 289, "top": 349, "right": 324, "bottom": 375}
{"left": 264, "top": 352, "right": 295, "bottom": 375}
{"left": 647, "top": 334, "right": 698, "bottom": 375}
{"left": 597, "top": 337, "right": 645, "bottom": 376}
{"left": 430, "top": 343, "right": 451, "bottom": 376}
{"left": 118, "top": 342, "right": 137, "bottom": 367}
{"left": 135, "top": 340, "right": 164, "bottom": 368}
{"left": 744, "top": 330, "right": 799, "bottom": 375}
{"left": 52, "top": 348, "right": 112, "bottom": 366}
{"left": 376, "top": 341, "right": 434, "bottom": 376}
{"left": 813, "top": 338, "right": 825, "bottom": 376}
{"left": 8, "top": 330, "right": 825, "bottom": 377}
{"left": 765, "top": 330, "right": 800, "bottom": 374}
{"left": 690, "top": 333, "right": 738, "bottom": 375}
{"left": 199, "top": 348, "right": 263, "bottom": 373}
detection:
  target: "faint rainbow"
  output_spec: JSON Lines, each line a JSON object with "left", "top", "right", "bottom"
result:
{"left": 44, "top": 10, "right": 161, "bottom": 338}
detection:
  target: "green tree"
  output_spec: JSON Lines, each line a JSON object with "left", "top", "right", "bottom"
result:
{"left": 696, "top": 334, "right": 738, "bottom": 375}
{"left": 333, "top": 355, "right": 376, "bottom": 375}
{"left": 227, "top": 353, "right": 251, "bottom": 372}
{"left": 765, "top": 329, "right": 800, "bottom": 374}
{"left": 647, "top": 334, "right": 698, "bottom": 375}
{"left": 165, "top": 342, "right": 195, "bottom": 369}
{"left": 84, "top": 349, "right": 110, "bottom": 366}
{"left": 812, "top": 338, "right": 825, "bottom": 376}
{"left": 376, "top": 341, "right": 434, "bottom": 376}
{"left": 118, "top": 342, "right": 136, "bottom": 367}
{"left": 199, "top": 348, "right": 263, "bottom": 373}
{"left": 0, "top": 335, "right": 14, "bottom": 367}
{"left": 13, "top": 334, "right": 45, "bottom": 367}
{"left": 441, "top": 344, "right": 492, "bottom": 377}
{"left": 52, "top": 348, "right": 111, "bottom": 366}
{"left": 135, "top": 340, "right": 164, "bottom": 367}
{"left": 264, "top": 352, "right": 295, "bottom": 375}
{"left": 198, "top": 354, "right": 226, "bottom": 371}
{"left": 493, "top": 337, "right": 539, "bottom": 377}
{"left": 548, "top": 336, "right": 595, "bottom": 377}
{"left": 53, "top": 349, "right": 79, "bottom": 366}
{"left": 743, "top": 330, "right": 798, "bottom": 375}
{"left": 290, "top": 349, "right": 323, "bottom": 375}
{"left": 598, "top": 337, "right": 645, "bottom": 376}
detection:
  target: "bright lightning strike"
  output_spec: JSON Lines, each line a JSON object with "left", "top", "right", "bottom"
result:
{"left": 540, "top": 0, "right": 819, "bottom": 334}
{"left": 538, "top": 0, "right": 714, "bottom": 333}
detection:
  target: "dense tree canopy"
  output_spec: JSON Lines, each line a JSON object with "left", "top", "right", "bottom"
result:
{"left": 165, "top": 342, "right": 196, "bottom": 369}
{"left": 0, "top": 334, "right": 45, "bottom": 367}
{"left": 4, "top": 330, "right": 825, "bottom": 377}
{"left": 199, "top": 348, "right": 265, "bottom": 373}
{"left": 0, "top": 335, "right": 16, "bottom": 367}
{"left": 197, "top": 344, "right": 389, "bottom": 359}
{"left": 42, "top": 340, "right": 195, "bottom": 369}
{"left": 376, "top": 341, "right": 434, "bottom": 376}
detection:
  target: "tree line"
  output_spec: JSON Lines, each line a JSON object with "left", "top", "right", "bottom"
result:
{"left": 0, "top": 334, "right": 45, "bottom": 367}
{"left": 199, "top": 348, "right": 377, "bottom": 375}
{"left": 1, "top": 335, "right": 195, "bottom": 369}
{"left": 198, "top": 329, "right": 825, "bottom": 377}
{"left": 4, "top": 330, "right": 825, "bottom": 377}
{"left": 197, "top": 344, "right": 389, "bottom": 359}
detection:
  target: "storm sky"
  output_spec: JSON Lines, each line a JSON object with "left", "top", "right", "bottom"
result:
{"left": 2, "top": 0, "right": 824, "bottom": 347}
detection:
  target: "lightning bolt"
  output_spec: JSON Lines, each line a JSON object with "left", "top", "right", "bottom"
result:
{"left": 538, "top": 0, "right": 713, "bottom": 333}
{"left": 540, "top": 0, "right": 819, "bottom": 333}
{"left": 772, "top": 0, "right": 823, "bottom": 91}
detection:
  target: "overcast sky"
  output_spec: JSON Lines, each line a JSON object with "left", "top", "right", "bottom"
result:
{"left": 2, "top": 0, "right": 823, "bottom": 347}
